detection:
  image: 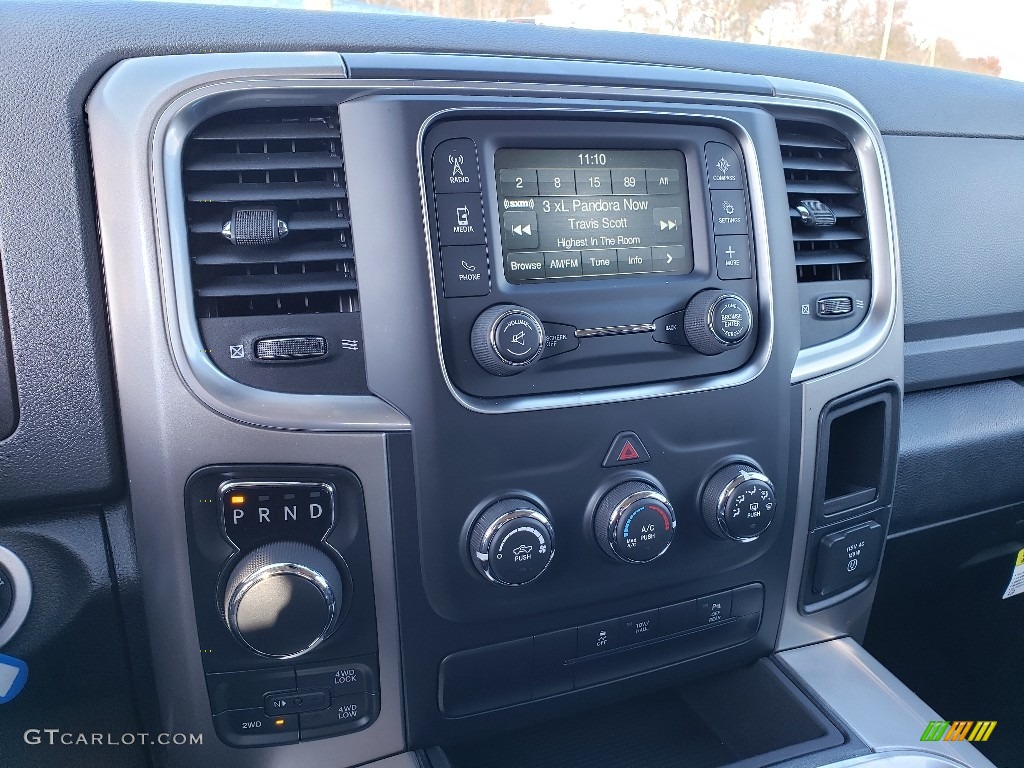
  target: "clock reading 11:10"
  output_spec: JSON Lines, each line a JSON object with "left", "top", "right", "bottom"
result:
{"left": 577, "top": 152, "right": 608, "bottom": 166}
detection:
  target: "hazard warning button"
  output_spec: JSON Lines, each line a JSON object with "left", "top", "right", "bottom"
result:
{"left": 602, "top": 432, "right": 651, "bottom": 468}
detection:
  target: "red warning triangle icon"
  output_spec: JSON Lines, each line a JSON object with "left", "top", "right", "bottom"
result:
{"left": 617, "top": 441, "right": 640, "bottom": 462}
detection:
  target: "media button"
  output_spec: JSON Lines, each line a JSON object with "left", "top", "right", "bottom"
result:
{"left": 647, "top": 168, "right": 681, "bottom": 195}
{"left": 498, "top": 168, "right": 539, "bottom": 197}
{"left": 705, "top": 142, "right": 743, "bottom": 189}
{"left": 653, "top": 207, "right": 685, "bottom": 244}
{"left": 581, "top": 250, "right": 618, "bottom": 277}
{"left": 436, "top": 193, "right": 485, "bottom": 246}
{"left": 440, "top": 245, "right": 490, "bottom": 298}
{"left": 502, "top": 211, "right": 540, "bottom": 250}
{"left": 506, "top": 252, "right": 546, "bottom": 280}
{"left": 651, "top": 245, "right": 692, "bottom": 274}
{"left": 574, "top": 169, "right": 612, "bottom": 195}
{"left": 544, "top": 251, "right": 583, "bottom": 278}
{"left": 715, "top": 235, "right": 752, "bottom": 279}
{"left": 432, "top": 139, "right": 480, "bottom": 193}
{"left": 538, "top": 169, "right": 576, "bottom": 196}
{"left": 617, "top": 247, "right": 652, "bottom": 274}
{"left": 611, "top": 169, "right": 648, "bottom": 195}
{"left": 710, "top": 190, "right": 748, "bottom": 235}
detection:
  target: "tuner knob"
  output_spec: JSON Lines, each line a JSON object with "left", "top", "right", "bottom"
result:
{"left": 593, "top": 481, "right": 676, "bottom": 563}
{"left": 223, "top": 540, "right": 343, "bottom": 658}
{"left": 683, "top": 290, "right": 752, "bottom": 355}
{"left": 702, "top": 463, "right": 777, "bottom": 542}
{"left": 469, "top": 499, "right": 555, "bottom": 586}
{"left": 471, "top": 304, "right": 546, "bottom": 376}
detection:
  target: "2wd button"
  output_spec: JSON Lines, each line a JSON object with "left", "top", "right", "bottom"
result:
{"left": 213, "top": 708, "right": 298, "bottom": 747}
{"left": 602, "top": 432, "right": 651, "bottom": 467}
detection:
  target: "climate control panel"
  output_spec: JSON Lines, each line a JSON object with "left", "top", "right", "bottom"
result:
{"left": 184, "top": 466, "right": 380, "bottom": 748}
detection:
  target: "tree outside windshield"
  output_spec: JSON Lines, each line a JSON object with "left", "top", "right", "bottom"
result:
{"left": 346, "top": 0, "right": 1010, "bottom": 79}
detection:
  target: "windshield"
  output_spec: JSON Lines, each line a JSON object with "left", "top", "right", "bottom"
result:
{"left": 181, "top": 0, "right": 1015, "bottom": 81}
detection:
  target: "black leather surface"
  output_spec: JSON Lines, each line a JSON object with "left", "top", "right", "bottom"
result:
{"left": 893, "top": 379, "right": 1024, "bottom": 534}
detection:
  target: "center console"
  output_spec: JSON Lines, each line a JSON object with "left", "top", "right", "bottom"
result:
{"left": 82, "top": 48, "right": 969, "bottom": 768}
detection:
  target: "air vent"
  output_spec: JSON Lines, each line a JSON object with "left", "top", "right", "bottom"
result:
{"left": 778, "top": 121, "right": 870, "bottom": 284}
{"left": 183, "top": 107, "right": 358, "bottom": 317}
{"left": 178, "top": 106, "right": 368, "bottom": 397}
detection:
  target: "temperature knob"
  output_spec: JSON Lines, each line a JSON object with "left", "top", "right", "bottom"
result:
{"left": 683, "top": 290, "right": 752, "bottom": 355}
{"left": 471, "top": 304, "right": 546, "bottom": 376}
{"left": 593, "top": 480, "right": 676, "bottom": 563}
{"left": 702, "top": 463, "right": 777, "bottom": 541}
{"left": 468, "top": 499, "right": 555, "bottom": 586}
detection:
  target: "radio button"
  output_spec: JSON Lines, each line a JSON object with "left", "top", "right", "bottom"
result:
{"left": 611, "top": 169, "right": 648, "bottom": 195}
{"left": 715, "top": 235, "right": 752, "bottom": 280}
{"left": 544, "top": 251, "right": 583, "bottom": 279}
{"left": 705, "top": 142, "right": 743, "bottom": 190}
{"left": 617, "top": 247, "right": 652, "bottom": 274}
{"left": 538, "top": 169, "right": 576, "bottom": 196}
{"left": 710, "top": 190, "right": 748, "bottom": 235}
{"left": 651, "top": 245, "right": 692, "bottom": 274}
{"left": 499, "top": 168, "right": 539, "bottom": 197}
{"left": 436, "top": 193, "right": 485, "bottom": 246}
{"left": 575, "top": 169, "right": 612, "bottom": 195}
{"left": 432, "top": 139, "right": 480, "bottom": 193}
{"left": 581, "top": 251, "right": 618, "bottom": 277}
{"left": 441, "top": 245, "right": 490, "bottom": 298}
{"left": 647, "top": 168, "right": 681, "bottom": 195}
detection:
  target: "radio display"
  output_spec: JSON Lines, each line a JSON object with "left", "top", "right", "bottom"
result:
{"left": 494, "top": 149, "right": 692, "bottom": 284}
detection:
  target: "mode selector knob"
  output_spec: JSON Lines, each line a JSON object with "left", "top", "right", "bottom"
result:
{"left": 471, "top": 304, "right": 546, "bottom": 376}
{"left": 223, "top": 540, "right": 343, "bottom": 659}
{"left": 469, "top": 499, "right": 556, "bottom": 586}
{"left": 702, "top": 463, "right": 777, "bottom": 542}
{"left": 684, "top": 290, "right": 752, "bottom": 355}
{"left": 594, "top": 480, "right": 676, "bottom": 563}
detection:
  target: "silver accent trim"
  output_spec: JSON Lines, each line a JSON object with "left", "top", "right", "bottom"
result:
{"left": 0, "top": 545, "right": 31, "bottom": 649}
{"left": 778, "top": 639, "right": 995, "bottom": 767}
{"left": 225, "top": 561, "right": 338, "bottom": 660}
{"left": 714, "top": 469, "right": 774, "bottom": 542}
{"left": 575, "top": 323, "right": 656, "bottom": 339}
{"left": 472, "top": 508, "right": 555, "bottom": 586}
{"left": 604, "top": 490, "right": 676, "bottom": 564}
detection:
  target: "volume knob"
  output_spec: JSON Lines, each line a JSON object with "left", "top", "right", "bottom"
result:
{"left": 223, "top": 540, "right": 343, "bottom": 658}
{"left": 471, "top": 304, "right": 546, "bottom": 376}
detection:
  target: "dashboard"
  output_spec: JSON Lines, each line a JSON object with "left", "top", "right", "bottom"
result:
{"left": 0, "top": 3, "right": 1022, "bottom": 768}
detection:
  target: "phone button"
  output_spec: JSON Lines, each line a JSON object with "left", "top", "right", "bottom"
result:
{"left": 441, "top": 245, "right": 490, "bottom": 298}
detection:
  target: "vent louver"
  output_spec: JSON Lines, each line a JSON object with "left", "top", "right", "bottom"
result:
{"left": 778, "top": 121, "right": 870, "bottom": 284}
{"left": 183, "top": 107, "right": 358, "bottom": 318}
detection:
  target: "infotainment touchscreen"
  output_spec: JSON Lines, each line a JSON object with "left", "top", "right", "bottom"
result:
{"left": 494, "top": 149, "right": 692, "bottom": 284}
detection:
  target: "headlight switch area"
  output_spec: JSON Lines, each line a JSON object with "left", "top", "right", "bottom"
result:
{"left": 184, "top": 465, "right": 381, "bottom": 747}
